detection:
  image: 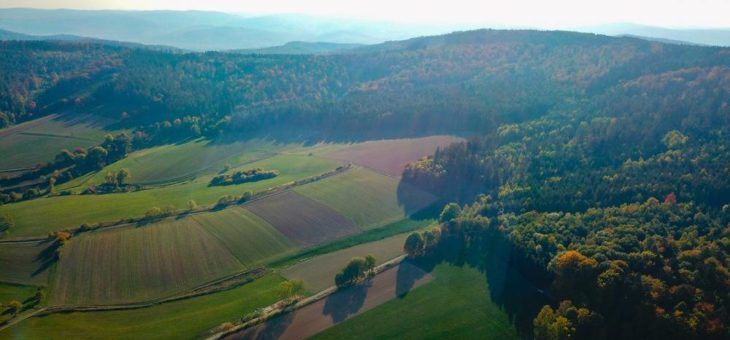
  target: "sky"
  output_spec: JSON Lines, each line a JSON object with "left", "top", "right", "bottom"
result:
{"left": 1, "top": 0, "right": 729, "bottom": 28}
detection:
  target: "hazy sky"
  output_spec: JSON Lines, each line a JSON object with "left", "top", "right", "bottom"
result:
{"left": 1, "top": 0, "right": 729, "bottom": 28}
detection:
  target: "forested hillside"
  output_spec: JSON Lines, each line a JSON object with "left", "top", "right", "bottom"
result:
{"left": 396, "top": 32, "right": 730, "bottom": 340}
{"left": 0, "top": 29, "right": 728, "bottom": 339}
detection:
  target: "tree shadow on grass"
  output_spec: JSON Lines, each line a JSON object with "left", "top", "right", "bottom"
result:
{"left": 408, "top": 232, "right": 552, "bottom": 338}
{"left": 322, "top": 282, "right": 369, "bottom": 323}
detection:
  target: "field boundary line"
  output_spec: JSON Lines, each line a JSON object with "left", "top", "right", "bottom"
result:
{"left": 0, "top": 307, "right": 48, "bottom": 332}
{"left": 17, "top": 132, "right": 98, "bottom": 142}
{"left": 0, "top": 164, "right": 353, "bottom": 242}
{"left": 206, "top": 254, "right": 408, "bottom": 340}
{"left": 12, "top": 267, "right": 270, "bottom": 321}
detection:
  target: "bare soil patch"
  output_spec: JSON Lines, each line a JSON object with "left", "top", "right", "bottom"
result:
{"left": 245, "top": 192, "right": 360, "bottom": 247}
{"left": 321, "top": 135, "right": 463, "bottom": 176}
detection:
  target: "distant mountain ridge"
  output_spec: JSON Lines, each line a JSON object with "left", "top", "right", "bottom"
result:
{"left": 0, "top": 8, "right": 454, "bottom": 50}
{"left": 2, "top": 8, "right": 728, "bottom": 50}
{"left": 232, "top": 41, "right": 363, "bottom": 54}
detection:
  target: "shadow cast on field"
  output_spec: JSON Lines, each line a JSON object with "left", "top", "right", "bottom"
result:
{"left": 322, "top": 282, "right": 369, "bottom": 323}
{"left": 32, "top": 239, "right": 59, "bottom": 277}
{"left": 395, "top": 261, "right": 428, "bottom": 298}
{"left": 241, "top": 312, "right": 295, "bottom": 340}
{"left": 407, "top": 233, "right": 552, "bottom": 338}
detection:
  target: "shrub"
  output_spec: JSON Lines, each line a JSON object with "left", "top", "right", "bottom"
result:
{"left": 334, "top": 255, "right": 377, "bottom": 288}
{"left": 210, "top": 168, "right": 279, "bottom": 186}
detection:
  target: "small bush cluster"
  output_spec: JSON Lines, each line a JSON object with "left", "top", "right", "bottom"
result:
{"left": 210, "top": 168, "right": 278, "bottom": 186}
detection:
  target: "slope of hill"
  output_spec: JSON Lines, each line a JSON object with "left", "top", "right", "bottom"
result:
{"left": 0, "top": 28, "right": 728, "bottom": 338}
{"left": 578, "top": 23, "right": 730, "bottom": 47}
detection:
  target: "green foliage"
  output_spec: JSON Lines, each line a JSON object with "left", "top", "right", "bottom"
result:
{"left": 403, "top": 232, "right": 425, "bottom": 257}
{"left": 5, "top": 300, "right": 22, "bottom": 315}
{"left": 439, "top": 203, "right": 461, "bottom": 222}
{"left": 662, "top": 130, "right": 688, "bottom": 150}
{"left": 210, "top": 168, "right": 278, "bottom": 186}
{"left": 403, "top": 227, "right": 442, "bottom": 257}
{"left": 277, "top": 279, "right": 305, "bottom": 300}
{"left": 116, "top": 168, "right": 131, "bottom": 186}
{"left": 446, "top": 198, "right": 729, "bottom": 339}
{"left": 334, "top": 256, "right": 377, "bottom": 288}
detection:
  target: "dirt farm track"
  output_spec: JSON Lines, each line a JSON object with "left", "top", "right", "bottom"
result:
{"left": 230, "top": 262, "right": 433, "bottom": 340}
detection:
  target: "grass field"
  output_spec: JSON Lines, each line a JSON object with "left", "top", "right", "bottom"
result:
{"left": 57, "top": 139, "right": 284, "bottom": 190}
{"left": 50, "top": 220, "right": 244, "bottom": 305}
{"left": 0, "top": 241, "right": 53, "bottom": 286}
{"left": 0, "top": 114, "right": 112, "bottom": 171}
{"left": 0, "top": 283, "right": 37, "bottom": 304}
{"left": 1, "top": 274, "right": 286, "bottom": 340}
{"left": 245, "top": 191, "right": 360, "bottom": 247}
{"left": 319, "top": 136, "right": 463, "bottom": 176}
{"left": 1, "top": 154, "right": 342, "bottom": 238}
{"left": 191, "top": 207, "right": 297, "bottom": 266}
{"left": 281, "top": 233, "right": 411, "bottom": 292}
{"left": 295, "top": 167, "right": 436, "bottom": 229}
{"left": 313, "top": 262, "right": 519, "bottom": 340}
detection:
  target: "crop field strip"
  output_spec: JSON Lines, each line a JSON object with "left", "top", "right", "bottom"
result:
{"left": 190, "top": 207, "right": 297, "bottom": 267}
{"left": 58, "top": 138, "right": 285, "bottom": 190}
{"left": 295, "top": 167, "right": 437, "bottom": 229}
{"left": 0, "top": 154, "right": 342, "bottom": 238}
{"left": 245, "top": 191, "right": 361, "bottom": 247}
{"left": 1, "top": 274, "right": 286, "bottom": 339}
{"left": 280, "top": 232, "right": 411, "bottom": 292}
{"left": 0, "top": 282, "right": 38, "bottom": 304}
{"left": 232, "top": 262, "right": 433, "bottom": 340}
{"left": 50, "top": 218, "right": 245, "bottom": 306}
{"left": 0, "top": 240, "right": 53, "bottom": 286}
{"left": 319, "top": 135, "right": 464, "bottom": 177}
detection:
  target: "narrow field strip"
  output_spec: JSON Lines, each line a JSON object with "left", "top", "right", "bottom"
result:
{"left": 245, "top": 191, "right": 361, "bottom": 247}
{"left": 295, "top": 167, "right": 437, "bottom": 229}
{"left": 50, "top": 220, "right": 244, "bottom": 306}
{"left": 231, "top": 262, "right": 432, "bottom": 340}
{"left": 191, "top": 207, "right": 298, "bottom": 267}
{"left": 281, "top": 233, "right": 411, "bottom": 292}
{"left": 320, "top": 135, "right": 463, "bottom": 177}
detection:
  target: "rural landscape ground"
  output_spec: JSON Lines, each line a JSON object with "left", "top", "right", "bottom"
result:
{"left": 2, "top": 9, "right": 728, "bottom": 338}
{"left": 0, "top": 116, "right": 518, "bottom": 338}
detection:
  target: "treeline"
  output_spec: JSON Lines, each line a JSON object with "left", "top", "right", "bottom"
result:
{"left": 399, "top": 60, "right": 730, "bottom": 338}
{"left": 403, "top": 66, "right": 730, "bottom": 211}
{"left": 4, "top": 30, "right": 730, "bottom": 141}
{"left": 0, "top": 133, "right": 134, "bottom": 203}
{"left": 425, "top": 196, "right": 729, "bottom": 339}
{"left": 209, "top": 168, "right": 278, "bottom": 186}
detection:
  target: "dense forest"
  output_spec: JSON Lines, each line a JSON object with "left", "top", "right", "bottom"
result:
{"left": 396, "top": 33, "right": 729, "bottom": 339}
{"left": 1, "top": 29, "right": 729, "bottom": 339}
